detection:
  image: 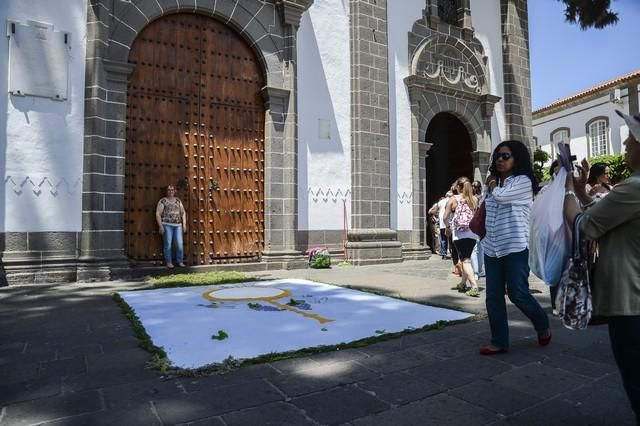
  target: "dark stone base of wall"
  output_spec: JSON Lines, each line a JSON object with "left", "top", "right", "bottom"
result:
{"left": 1, "top": 230, "right": 429, "bottom": 284}
{"left": 346, "top": 229, "right": 404, "bottom": 266}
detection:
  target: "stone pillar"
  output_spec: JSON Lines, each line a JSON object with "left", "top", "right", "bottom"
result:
{"left": 457, "top": 0, "right": 474, "bottom": 40}
{"left": 78, "top": 4, "right": 132, "bottom": 281}
{"left": 627, "top": 81, "right": 639, "bottom": 116}
{"left": 347, "top": 0, "right": 402, "bottom": 265}
{"left": 405, "top": 142, "right": 432, "bottom": 260}
{"left": 500, "top": 0, "right": 533, "bottom": 152}
{"left": 261, "top": 0, "right": 313, "bottom": 269}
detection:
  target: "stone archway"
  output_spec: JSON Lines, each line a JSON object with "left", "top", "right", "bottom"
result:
{"left": 404, "top": 31, "right": 500, "bottom": 254}
{"left": 425, "top": 112, "right": 474, "bottom": 210}
{"left": 79, "top": 0, "right": 314, "bottom": 278}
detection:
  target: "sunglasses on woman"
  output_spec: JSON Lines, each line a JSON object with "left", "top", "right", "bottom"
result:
{"left": 494, "top": 152, "right": 512, "bottom": 161}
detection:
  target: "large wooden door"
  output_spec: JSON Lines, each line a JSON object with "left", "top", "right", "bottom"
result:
{"left": 125, "top": 14, "right": 265, "bottom": 265}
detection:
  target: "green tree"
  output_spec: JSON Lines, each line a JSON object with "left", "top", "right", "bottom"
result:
{"left": 559, "top": 0, "right": 619, "bottom": 30}
{"left": 533, "top": 148, "right": 551, "bottom": 183}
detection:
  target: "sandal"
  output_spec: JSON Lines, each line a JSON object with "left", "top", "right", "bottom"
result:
{"left": 479, "top": 345, "right": 507, "bottom": 355}
{"left": 455, "top": 282, "right": 468, "bottom": 292}
{"left": 465, "top": 287, "right": 480, "bottom": 297}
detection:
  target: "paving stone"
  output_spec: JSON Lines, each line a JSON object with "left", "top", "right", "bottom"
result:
{"left": 63, "top": 366, "right": 159, "bottom": 392}
{"left": 565, "top": 341, "right": 617, "bottom": 366}
{"left": 85, "top": 348, "right": 149, "bottom": 372}
{"left": 449, "top": 379, "right": 541, "bottom": 416}
{"left": 38, "top": 357, "right": 88, "bottom": 379}
{"left": 502, "top": 397, "right": 594, "bottom": 425}
{"left": 559, "top": 380, "right": 636, "bottom": 425}
{"left": 0, "top": 348, "right": 57, "bottom": 366}
{"left": 154, "top": 379, "right": 283, "bottom": 424}
{"left": 414, "top": 334, "right": 487, "bottom": 360}
{"left": 292, "top": 385, "right": 389, "bottom": 425}
{"left": 302, "top": 348, "right": 369, "bottom": 365}
{"left": 0, "top": 361, "right": 39, "bottom": 385}
{"left": 541, "top": 353, "right": 616, "bottom": 379}
{"left": 39, "top": 405, "right": 162, "bottom": 425}
{"left": 351, "top": 393, "right": 497, "bottom": 426}
{"left": 269, "top": 356, "right": 321, "bottom": 374}
{"left": 180, "top": 364, "right": 281, "bottom": 392}
{"left": 177, "top": 416, "right": 225, "bottom": 426}
{"left": 222, "top": 402, "right": 315, "bottom": 426}
{"left": 101, "top": 378, "right": 186, "bottom": 410}
{"left": 355, "top": 348, "right": 439, "bottom": 374}
{"left": 357, "top": 371, "right": 446, "bottom": 406}
{"left": 57, "top": 343, "right": 103, "bottom": 359}
{"left": 1, "top": 390, "right": 102, "bottom": 426}
{"left": 406, "top": 354, "right": 512, "bottom": 389}
{"left": 492, "top": 362, "right": 591, "bottom": 400}
{"left": 267, "top": 360, "right": 379, "bottom": 397}
{"left": 0, "top": 377, "right": 62, "bottom": 406}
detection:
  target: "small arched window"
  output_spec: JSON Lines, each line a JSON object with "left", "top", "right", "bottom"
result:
{"left": 587, "top": 118, "right": 609, "bottom": 157}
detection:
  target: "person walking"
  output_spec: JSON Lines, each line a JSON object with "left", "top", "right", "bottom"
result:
{"left": 470, "top": 180, "right": 485, "bottom": 280}
{"left": 480, "top": 140, "right": 551, "bottom": 355}
{"left": 444, "top": 177, "right": 480, "bottom": 297}
{"left": 446, "top": 183, "right": 462, "bottom": 276}
{"left": 156, "top": 185, "right": 187, "bottom": 268}
{"left": 563, "top": 110, "right": 640, "bottom": 422}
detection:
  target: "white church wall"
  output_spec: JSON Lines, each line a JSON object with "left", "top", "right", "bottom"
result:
{"left": 388, "top": 0, "right": 425, "bottom": 231}
{"left": 533, "top": 88, "right": 631, "bottom": 166}
{"left": 470, "top": 0, "right": 506, "bottom": 148}
{"left": 0, "top": 0, "right": 86, "bottom": 232}
{"left": 297, "top": 0, "right": 352, "bottom": 231}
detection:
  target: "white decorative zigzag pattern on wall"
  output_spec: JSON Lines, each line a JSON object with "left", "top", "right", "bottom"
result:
{"left": 398, "top": 192, "right": 413, "bottom": 204}
{"left": 307, "top": 187, "right": 351, "bottom": 203}
{"left": 5, "top": 176, "right": 81, "bottom": 196}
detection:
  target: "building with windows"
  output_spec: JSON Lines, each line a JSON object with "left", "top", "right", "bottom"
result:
{"left": 1, "top": 0, "right": 533, "bottom": 283}
{"left": 533, "top": 71, "right": 640, "bottom": 163}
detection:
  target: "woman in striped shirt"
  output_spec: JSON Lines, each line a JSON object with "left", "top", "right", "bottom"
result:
{"left": 480, "top": 140, "right": 552, "bottom": 355}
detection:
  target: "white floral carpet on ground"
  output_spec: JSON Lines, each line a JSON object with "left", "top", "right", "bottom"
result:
{"left": 119, "top": 279, "right": 472, "bottom": 368}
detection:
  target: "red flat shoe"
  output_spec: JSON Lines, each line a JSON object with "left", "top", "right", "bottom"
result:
{"left": 479, "top": 346, "right": 507, "bottom": 355}
{"left": 538, "top": 332, "right": 552, "bottom": 347}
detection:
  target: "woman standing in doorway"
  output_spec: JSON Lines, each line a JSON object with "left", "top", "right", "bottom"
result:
{"left": 156, "top": 185, "right": 187, "bottom": 268}
{"left": 480, "top": 140, "right": 551, "bottom": 355}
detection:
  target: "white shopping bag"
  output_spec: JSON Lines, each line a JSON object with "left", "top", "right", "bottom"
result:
{"left": 529, "top": 168, "right": 570, "bottom": 286}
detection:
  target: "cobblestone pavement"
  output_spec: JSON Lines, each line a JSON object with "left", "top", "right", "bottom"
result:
{"left": 0, "top": 257, "right": 635, "bottom": 425}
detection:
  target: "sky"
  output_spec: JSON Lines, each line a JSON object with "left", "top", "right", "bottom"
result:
{"left": 528, "top": 0, "right": 640, "bottom": 111}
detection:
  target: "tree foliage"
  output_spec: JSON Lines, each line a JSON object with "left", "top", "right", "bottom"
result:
{"left": 559, "top": 0, "right": 619, "bottom": 30}
{"left": 533, "top": 148, "right": 551, "bottom": 183}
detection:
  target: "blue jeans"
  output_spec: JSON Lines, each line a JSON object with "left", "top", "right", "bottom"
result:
{"left": 439, "top": 229, "right": 448, "bottom": 256}
{"left": 471, "top": 241, "right": 485, "bottom": 276}
{"left": 608, "top": 316, "right": 640, "bottom": 422}
{"left": 485, "top": 249, "right": 549, "bottom": 349}
{"left": 162, "top": 224, "right": 184, "bottom": 264}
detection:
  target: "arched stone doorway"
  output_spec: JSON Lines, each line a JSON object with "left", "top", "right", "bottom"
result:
{"left": 124, "top": 13, "right": 265, "bottom": 265}
{"left": 425, "top": 112, "right": 474, "bottom": 209}
{"left": 424, "top": 112, "right": 473, "bottom": 251}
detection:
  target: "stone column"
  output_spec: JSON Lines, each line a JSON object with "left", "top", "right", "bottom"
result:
{"left": 261, "top": 1, "right": 313, "bottom": 269}
{"left": 500, "top": 0, "right": 533, "bottom": 152}
{"left": 347, "top": 0, "right": 402, "bottom": 265}
{"left": 78, "top": 3, "right": 132, "bottom": 281}
{"left": 626, "top": 80, "right": 639, "bottom": 116}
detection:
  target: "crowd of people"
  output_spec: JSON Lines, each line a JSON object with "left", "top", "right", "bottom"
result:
{"left": 426, "top": 111, "right": 640, "bottom": 422}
